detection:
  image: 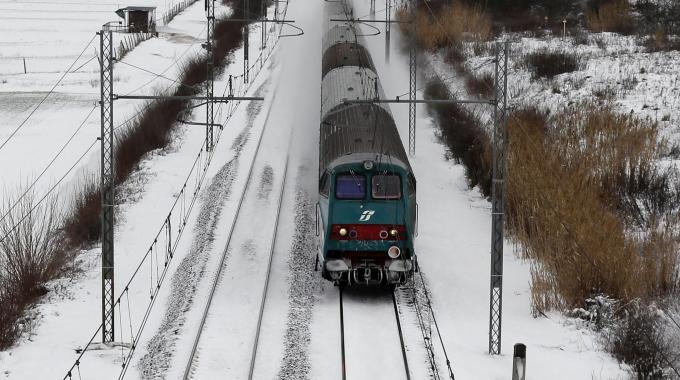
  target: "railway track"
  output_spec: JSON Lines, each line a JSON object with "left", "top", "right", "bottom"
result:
{"left": 339, "top": 287, "right": 412, "bottom": 380}
{"left": 181, "top": 93, "right": 292, "bottom": 379}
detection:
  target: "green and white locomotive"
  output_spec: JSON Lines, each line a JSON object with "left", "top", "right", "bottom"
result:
{"left": 317, "top": 1, "right": 417, "bottom": 286}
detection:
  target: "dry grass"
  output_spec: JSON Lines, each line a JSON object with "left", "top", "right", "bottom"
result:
{"left": 507, "top": 104, "right": 680, "bottom": 312}
{"left": 398, "top": 1, "right": 491, "bottom": 51}
{"left": 586, "top": 0, "right": 636, "bottom": 35}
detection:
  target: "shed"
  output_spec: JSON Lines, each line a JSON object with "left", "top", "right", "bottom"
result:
{"left": 115, "top": 6, "right": 157, "bottom": 33}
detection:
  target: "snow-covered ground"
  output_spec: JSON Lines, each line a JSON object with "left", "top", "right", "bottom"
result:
{"left": 461, "top": 32, "right": 680, "bottom": 148}
{"left": 0, "top": 0, "right": 638, "bottom": 379}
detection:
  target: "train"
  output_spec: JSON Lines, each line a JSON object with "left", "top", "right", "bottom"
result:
{"left": 316, "top": 0, "right": 418, "bottom": 286}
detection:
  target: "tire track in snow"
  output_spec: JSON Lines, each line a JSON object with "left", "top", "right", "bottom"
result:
{"left": 137, "top": 79, "right": 270, "bottom": 380}
{"left": 276, "top": 166, "right": 318, "bottom": 380}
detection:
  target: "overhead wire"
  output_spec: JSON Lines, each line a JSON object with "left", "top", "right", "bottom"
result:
{"left": 0, "top": 104, "right": 97, "bottom": 225}
{"left": 117, "top": 60, "right": 200, "bottom": 93}
{"left": 0, "top": 138, "right": 98, "bottom": 244}
{"left": 112, "top": 26, "right": 208, "bottom": 132}
{"left": 0, "top": 33, "right": 97, "bottom": 154}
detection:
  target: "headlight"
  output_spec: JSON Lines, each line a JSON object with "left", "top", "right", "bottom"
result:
{"left": 387, "top": 246, "right": 401, "bottom": 259}
{"left": 363, "top": 160, "right": 374, "bottom": 170}
{"left": 339, "top": 228, "right": 348, "bottom": 237}
{"left": 389, "top": 228, "right": 398, "bottom": 237}
{"left": 379, "top": 230, "right": 389, "bottom": 239}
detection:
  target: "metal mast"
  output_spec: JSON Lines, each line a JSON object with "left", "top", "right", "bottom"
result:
{"left": 206, "top": 0, "right": 215, "bottom": 151}
{"left": 385, "top": 0, "right": 391, "bottom": 62}
{"left": 489, "top": 41, "right": 509, "bottom": 355}
{"left": 408, "top": 0, "right": 417, "bottom": 156}
{"left": 244, "top": 0, "right": 250, "bottom": 83}
{"left": 99, "top": 27, "right": 115, "bottom": 343}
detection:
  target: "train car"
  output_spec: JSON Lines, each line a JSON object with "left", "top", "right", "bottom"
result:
{"left": 316, "top": 1, "right": 417, "bottom": 286}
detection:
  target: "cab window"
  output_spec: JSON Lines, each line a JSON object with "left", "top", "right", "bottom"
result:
{"left": 319, "top": 172, "right": 330, "bottom": 197}
{"left": 372, "top": 174, "right": 401, "bottom": 199}
{"left": 335, "top": 174, "right": 366, "bottom": 199}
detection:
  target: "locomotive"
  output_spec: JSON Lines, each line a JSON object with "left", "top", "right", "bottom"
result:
{"left": 316, "top": 1, "right": 417, "bottom": 286}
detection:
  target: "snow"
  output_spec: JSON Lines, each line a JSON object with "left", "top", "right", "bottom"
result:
{"left": 463, "top": 32, "right": 680, "bottom": 148}
{"left": 0, "top": 0, "right": 643, "bottom": 378}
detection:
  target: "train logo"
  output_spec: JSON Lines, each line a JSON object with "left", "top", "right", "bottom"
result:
{"left": 359, "top": 210, "right": 375, "bottom": 221}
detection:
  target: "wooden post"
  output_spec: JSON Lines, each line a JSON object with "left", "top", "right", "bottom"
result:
{"left": 23, "top": 58, "right": 27, "bottom": 74}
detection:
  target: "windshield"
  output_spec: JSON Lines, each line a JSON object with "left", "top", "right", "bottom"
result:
{"left": 372, "top": 174, "right": 402, "bottom": 199}
{"left": 335, "top": 174, "right": 366, "bottom": 199}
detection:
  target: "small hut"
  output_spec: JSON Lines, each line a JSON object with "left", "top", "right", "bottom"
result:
{"left": 115, "top": 6, "right": 157, "bottom": 33}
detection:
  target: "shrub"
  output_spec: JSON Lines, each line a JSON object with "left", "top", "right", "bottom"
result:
{"left": 586, "top": 0, "right": 636, "bottom": 35}
{"left": 62, "top": 179, "right": 101, "bottom": 246}
{"left": 424, "top": 78, "right": 492, "bottom": 197}
{"left": 0, "top": 189, "right": 66, "bottom": 349}
{"left": 464, "top": 72, "right": 494, "bottom": 99}
{"left": 645, "top": 26, "right": 680, "bottom": 52}
{"left": 608, "top": 301, "right": 680, "bottom": 378}
{"left": 524, "top": 49, "right": 580, "bottom": 79}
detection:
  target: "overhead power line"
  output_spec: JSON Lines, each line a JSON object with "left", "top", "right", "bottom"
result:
{"left": 0, "top": 34, "right": 97, "bottom": 154}
{"left": 0, "top": 138, "right": 98, "bottom": 244}
{"left": 0, "top": 104, "right": 97, "bottom": 226}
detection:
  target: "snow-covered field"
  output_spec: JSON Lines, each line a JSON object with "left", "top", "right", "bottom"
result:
{"left": 0, "top": 0, "right": 224, "bottom": 201}
{"left": 0, "top": 0, "right": 637, "bottom": 379}
{"left": 460, "top": 32, "right": 680, "bottom": 149}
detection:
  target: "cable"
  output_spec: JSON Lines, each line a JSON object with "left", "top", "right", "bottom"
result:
{"left": 0, "top": 138, "right": 98, "bottom": 244}
{"left": 69, "top": 55, "right": 97, "bottom": 73}
{"left": 0, "top": 33, "right": 96, "bottom": 154}
{"left": 0, "top": 105, "right": 97, "bottom": 225}
{"left": 117, "top": 60, "right": 199, "bottom": 93}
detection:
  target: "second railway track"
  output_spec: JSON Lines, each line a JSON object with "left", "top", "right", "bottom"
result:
{"left": 182, "top": 85, "right": 292, "bottom": 379}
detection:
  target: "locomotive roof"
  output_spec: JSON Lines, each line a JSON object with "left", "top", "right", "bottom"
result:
{"left": 320, "top": 104, "right": 410, "bottom": 174}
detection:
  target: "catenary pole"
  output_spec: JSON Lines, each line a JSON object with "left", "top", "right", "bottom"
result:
{"left": 99, "top": 27, "right": 115, "bottom": 343}
{"left": 206, "top": 0, "right": 215, "bottom": 151}
{"left": 408, "top": 0, "right": 417, "bottom": 156}
{"left": 488, "top": 41, "right": 509, "bottom": 355}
